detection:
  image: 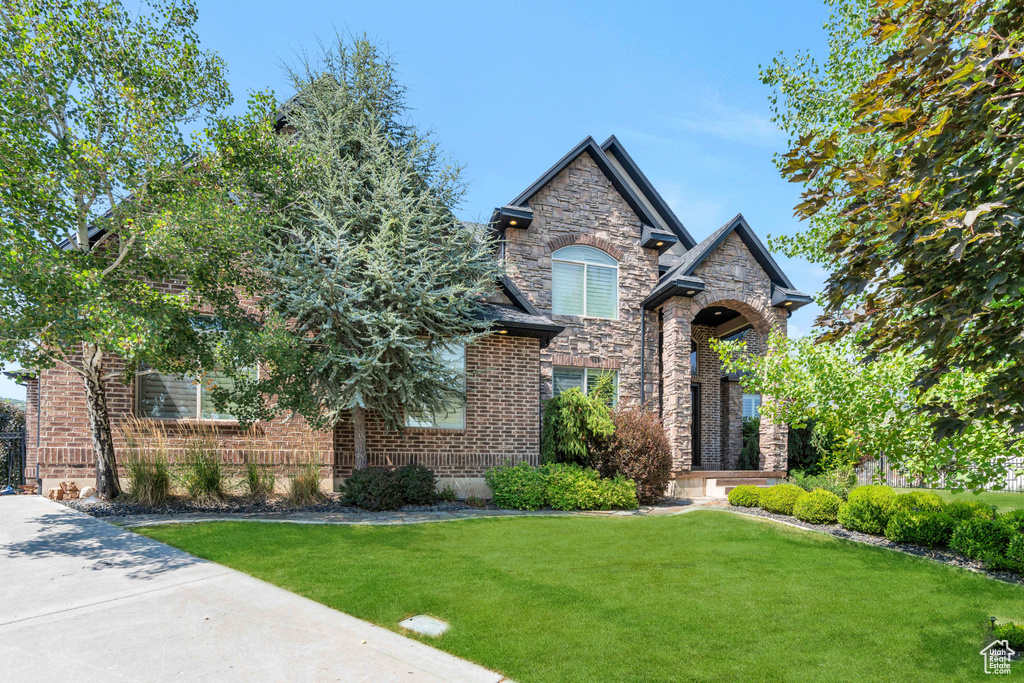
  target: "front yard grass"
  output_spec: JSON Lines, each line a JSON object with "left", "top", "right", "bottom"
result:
{"left": 896, "top": 487, "right": 1024, "bottom": 513}
{"left": 138, "top": 511, "right": 1024, "bottom": 682}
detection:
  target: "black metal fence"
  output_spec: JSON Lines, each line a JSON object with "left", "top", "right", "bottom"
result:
{"left": 856, "top": 456, "right": 1024, "bottom": 493}
{"left": 0, "top": 428, "right": 26, "bottom": 487}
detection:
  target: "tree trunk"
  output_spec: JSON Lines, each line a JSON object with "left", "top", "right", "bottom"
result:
{"left": 352, "top": 406, "right": 367, "bottom": 470}
{"left": 81, "top": 345, "right": 120, "bottom": 500}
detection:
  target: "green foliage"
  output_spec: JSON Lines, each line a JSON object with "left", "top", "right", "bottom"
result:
{"left": 775, "top": 0, "right": 1024, "bottom": 435}
{"left": 286, "top": 461, "right": 326, "bottom": 507}
{"left": 715, "top": 333, "right": 1024, "bottom": 491}
{"left": 541, "top": 388, "right": 614, "bottom": 465}
{"left": 177, "top": 436, "right": 227, "bottom": 502}
{"left": 240, "top": 462, "right": 275, "bottom": 501}
{"left": 1007, "top": 535, "right": 1024, "bottom": 563}
{"left": 950, "top": 519, "right": 1014, "bottom": 560}
{"left": 342, "top": 468, "right": 404, "bottom": 511}
{"left": 436, "top": 485, "right": 457, "bottom": 503}
{"left": 945, "top": 500, "right": 997, "bottom": 522}
{"left": 893, "top": 491, "right": 946, "bottom": 513}
{"left": 787, "top": 469, "right": 856, "bottom": 500}
{"left": 485, "top": 461, "right": 547, "bottom": 511}
{"left": 0, "top": 0, "right": 273, "bottom": 498}
{"left": 793, "top": 489, "right": 843, "bottom": 524}
{"left": 884, "top": 510, "right": 956, "bottom": 547}
{"left": 837, "top": 485, "right": 896, "bottom": 534}
{"left": 122, "top": 450, "right": 172, "bottom": 506}
{"left": 230, "top": 36, "right": 500, "bottom": 443}
{"left": 738, "top": 417, "right": 760, "bottom": 470}
{"left": 394, "top": 464, "right": 437, "bottom": 506}
{"left": 759, "top": 484, "right": 805, "bottom": 515}
{"left": 0, "top": 400, "right": 26, "bottom": 487}
{"left": 591, "top": 407, "right": 672, "bottom": 504}
{"left": 999, "top": 509, "right": 1024, "bottom": 534}
{"left": 994, "top": 622, "right": 1024, "bottom": 650}
{"left": 541, "top": 463, "right": 637, "bottom": 511}
{"left": 728, "top": 485, "right": 762, "bottom": 507}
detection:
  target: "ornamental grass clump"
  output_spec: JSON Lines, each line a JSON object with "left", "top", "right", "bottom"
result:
{"left": 836, "top": 485, "right": 896, "bottom": 534}
{"left": 238, "top": 426, "right": 275, "bottom": 500}
{"left": 287, "top": 461, "right": 326, "bottom": 507}
{"left": 177, "top": 423, "right": 227, "bottom": 502}
{"left": 727, "top": 485, "right": 761, "bottom": 507}
{"left": 758, "top": 484, "right": 804, "bottom": 515}
{"left": 884, "top": 509, "right": 956, "bottom": 547}
{"left": 792, "top": 489, "right": 842, "bottom": 524}
{"left": 118, "top": 418, "right": 172, "bottom": 506}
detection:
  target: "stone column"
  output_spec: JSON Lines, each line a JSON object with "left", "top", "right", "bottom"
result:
{"left": 759, "top": 309, "right": 789, "bottom": 472}
{"left": 661, "top": 297, "right": 693, "bottom": 471}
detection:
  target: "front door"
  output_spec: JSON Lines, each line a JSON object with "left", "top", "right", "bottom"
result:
{"left": 691, "top": 383, "right": 701, "bottom": 467}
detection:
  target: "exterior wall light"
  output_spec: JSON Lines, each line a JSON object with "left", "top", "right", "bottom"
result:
{"left": 686, "top": 290, "right": 695, "bottom": 295}
{"left": 655, "top": 241, "right": 663, "bottom": 246}
{"left": 498, "top": 329, "right": 509, "bottom": 334}
{"left": 509, "top": 220, "right": 518, "bottom": 226}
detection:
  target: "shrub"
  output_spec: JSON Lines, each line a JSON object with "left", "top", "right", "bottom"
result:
{"left": 738, "top": 417, "right": 760, "bottom": 470}
{"left": 998, "top": 509, "right": 1024, "bottom": 533}
{"left": 759, "top": 484, "right": 804, "bottom": 515}
{"left": 436, "top": 485, "right": 457, "bottom": 503}
{"left": 342, "top": 467, "right": 404, "bottom": 511}
{"left": 836, "top": 485, "right": 896, "bottom": 534}
{"left": 542, "top": 463, "right": 637, "bottom": 511}
{"left": 177, "top": 429, "right": 227, "bottom": 501}
{"left": 893, "top": 490, "right": 946, "bottom": 513}
{"left": 119, "top": 420, "right": 172, "bottom": 506}
{"left": 287, "top": 461, "right": 326, "bottom": 507}
{"left": 787, "top": 468, "right": 856, "bottom": 500}
{"left": 540, "top": 385, "right": 614, "bottom": 465}
{"left": 944, "top": 499, "right": 996, "bottom": 522}
{"left": 395, "top": 463, "right": 436, "bottom": 505}
{"left": 884, "top": 510, "right": 956, "bottom": 547}
{"left": 793, "top": 489, "right": 842, "bottom": 524}
{"left": 591, "top": 408, "right": 672, "bottom": 504}
{"left": 1008, "top": 534, "right": 1024, "bottom": 563}
{"left": 728, "top": 485, "right": 762, "bottom": 507}
{"left": 240, "top": 462, "right": 275, "bottom": 501}
{"left": 949, "top": 518, "right": 1014, "bottom": 559}
{"left": 995, "top": 622, "right": 1024, "bottom": 649}
{"left": 485, "top": 461, "right": 548, "bottom": 511}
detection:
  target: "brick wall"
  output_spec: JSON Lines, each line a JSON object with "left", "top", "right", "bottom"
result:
{"left": 333, "top": 334, "right": 540, "bottom": 479}
{"left": 502, "top": 152, "right": 661, "bottom": 408}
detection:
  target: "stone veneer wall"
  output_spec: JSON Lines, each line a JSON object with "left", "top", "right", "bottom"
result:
{"left": 502, "top": 152, "right": 661, "bottom": 408}
{"left": 333, "top": 334, "right": 540, "bottom": 479}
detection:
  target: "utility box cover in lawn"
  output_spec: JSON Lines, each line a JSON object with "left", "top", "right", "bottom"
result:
{"left": 399, "top": 615, "right": 449, "bottom": 637}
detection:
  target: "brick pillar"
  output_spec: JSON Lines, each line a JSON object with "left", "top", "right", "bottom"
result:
{"left": 693, "top": 327, "right": 720, "bottom": 468}
{"left": 721, "top": 376, "right": 743, "bottom": 469}
{"left": 759, "top": 309, "right": 789, "bottom": 471}
{"left": 661, "top": 297, "right": 693, "bottom": 471}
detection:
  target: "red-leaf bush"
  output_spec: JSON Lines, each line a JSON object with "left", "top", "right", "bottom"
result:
{"left": 592, "top": 408, "right": 672, "bottom": 505}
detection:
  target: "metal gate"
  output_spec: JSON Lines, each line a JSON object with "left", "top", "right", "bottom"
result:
{"left": 0, "top": 427, "right": 26, "bottom": 487}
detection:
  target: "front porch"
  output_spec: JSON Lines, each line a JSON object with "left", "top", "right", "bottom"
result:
{"left": 671, "top": 468, "right": 787, "bottom": 498}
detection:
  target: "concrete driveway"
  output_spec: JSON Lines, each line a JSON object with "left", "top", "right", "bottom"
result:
{"left": 0, "top": 496, "right": 506, "bottom": 682}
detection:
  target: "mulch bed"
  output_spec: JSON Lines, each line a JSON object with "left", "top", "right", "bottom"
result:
{"left": 728, "top": 505, "right": 1024, "bottom": 586}
{"left": 59, "top": 494, "right": 476, "bottom": 518}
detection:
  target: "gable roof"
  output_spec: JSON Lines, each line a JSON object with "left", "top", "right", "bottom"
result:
{"left": 506, "top": 136, "right": 696, "bottom": 249}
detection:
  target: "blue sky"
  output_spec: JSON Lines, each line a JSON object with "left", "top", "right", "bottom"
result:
{"left": 0, "top": 0, "right": 832, "bottom": 401}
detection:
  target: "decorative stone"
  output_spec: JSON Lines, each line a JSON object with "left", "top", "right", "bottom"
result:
{"left": 398, "top": 615, "right": 449, "bottom": 637}
{"left": 79, "top": 486, "right": 96, "bottom": 499}
{"left": 65, "top": 482, "right": 80, "bottom": 499}
{"left": 47, "top": 487, "right": 63, "bottom": 501}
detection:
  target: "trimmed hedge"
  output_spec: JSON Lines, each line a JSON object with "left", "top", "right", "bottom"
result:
{"left": 884, "top": 509, "right": 956, "bottom": 547}
{"left": 341, "top": 465, "right": 439, "bottom": 511}
{"left": 944, "top": 499, "right": 995, "bottom": 522}
{"left": 995, "top": 622, "right": 1024, "bottom": 649}
{"left": 728, "top": 485, "right": 762, "bottom": 507}
{"left": 759, "top": 484, "right": 804, "bottom": 515}
{"left": 792, "top": 489, "right": 842, "bottom": 524}
{"left": 893, "top": 490, "right": 945, "bottom": 513}
{"left": 485, "top": 461, "right": 547, "bottom": 511}
{"left": 1008, "top": 534, "right": 1024, "bottom": 563}
{"left": 837, "top": 485, "right": 896, "bottom": 534}
{"left": 999, "top": 509, "right": 1024, "bottom": 533}
{"left": 949, "top": 518, "right": 1014, "bottom": 560}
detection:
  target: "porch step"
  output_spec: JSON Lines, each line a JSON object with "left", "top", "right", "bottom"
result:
{"left": 723, "top": 484, "right": 768, "bottom": 494}
{"left": 717, "top": 478, "right": 769, "bottom": 488}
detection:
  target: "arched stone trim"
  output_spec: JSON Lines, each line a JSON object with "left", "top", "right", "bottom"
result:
{"left": 689, "top": 293, "right": 774, "bottom": 336}
{"left": 546, "top": 234, "right": 624, "bottom": 261}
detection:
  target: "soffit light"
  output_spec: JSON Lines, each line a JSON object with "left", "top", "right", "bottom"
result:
{"left": 784, "top": 301, "right": 792, "bottom": 306}
{"left": 498, "top": 329, "right": 508, "bottom": 334}
{"left": 655, "top": 241, "right": 664, "bottom": 246}
{"left": 509, "top": 220, "right": 518, "bottom": 226}
{"left": 714, "top": 310, "right": 722, "bottom": 315}
{"left": 686, "top": 290, "right": 695, "bottom": 295}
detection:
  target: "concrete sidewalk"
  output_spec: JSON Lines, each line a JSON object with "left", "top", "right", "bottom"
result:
{"left": 0, "top": 496, "right": 507, "bottom": 682}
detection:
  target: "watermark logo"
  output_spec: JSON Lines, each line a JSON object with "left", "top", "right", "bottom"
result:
{"left": 981, "top": 640, "right": 1015, "bottom": 675}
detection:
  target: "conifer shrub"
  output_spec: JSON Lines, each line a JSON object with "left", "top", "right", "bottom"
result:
{"left": 792, "top": 489, "right": 842, "bottom": 524}
{"left": 540, "top": 386, "right": 614, "bottom": 465}
{"left": 395, "top": 463, "right": 437, "bottom": 505}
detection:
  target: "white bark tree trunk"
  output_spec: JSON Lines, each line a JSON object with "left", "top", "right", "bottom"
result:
{"left": 81, "top": 344, "right": 120, "bottom": 500}
{"left": 352, "top": 406, "right": 367, "bottom": 470}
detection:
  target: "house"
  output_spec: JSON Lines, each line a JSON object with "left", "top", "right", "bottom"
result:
{"left": 17, "top": 135, "right": 810, "bottom": 498}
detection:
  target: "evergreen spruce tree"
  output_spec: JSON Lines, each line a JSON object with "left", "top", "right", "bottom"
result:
{"left": 243, "top": 38, "right": 500, "bottom": 469}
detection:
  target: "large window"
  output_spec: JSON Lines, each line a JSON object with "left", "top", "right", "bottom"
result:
{"left": 743, "top": 393, "right": 761, "bottom": 419}
{"left": 552, "top": 366, "right": 618, "bottom": 406}
{"left": 551, "top": 246, "right": 618, "bottom": 318}
{"left": 406, "top": 344, "right": 467, "bottom": 429}
{"left": 137, "top": 367, "right": 254, "bottom": 420}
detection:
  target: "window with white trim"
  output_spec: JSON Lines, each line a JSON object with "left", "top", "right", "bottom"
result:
{"left": 743, "top": 393, "right": 761, "bottom": 418}
{"left": 136, "top": 366, "right": 255, "bottom": 420}
{"left": 551, "top": 246, "right": 618, "bottom": 318}
{"left": 552, "top": 366, "right": 618, "bottom": 406}
{"left": 405, "top": 344, "right": 466, "bottom": 429}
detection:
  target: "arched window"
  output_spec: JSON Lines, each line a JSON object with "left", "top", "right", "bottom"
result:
{"left": 551, "top": 245, "right": 618, "bottom": 318}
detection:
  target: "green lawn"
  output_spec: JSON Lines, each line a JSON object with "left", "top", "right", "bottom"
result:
{"left": 896, "top": 487, "right": 1024, "bottom": 513}
{"left": 139, "top": 511, "right": 1024, "bottom": 682}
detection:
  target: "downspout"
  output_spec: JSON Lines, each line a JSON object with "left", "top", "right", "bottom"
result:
{"left": 639, "top": 308, "right": 646, "bottom": 408}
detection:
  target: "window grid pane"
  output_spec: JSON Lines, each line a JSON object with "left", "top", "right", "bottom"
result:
{"left": 552, "top": 261, "right": 585, "bottom": 315}
{"left": 138, "top": 373, "right": 198, "bottom": 419}
{"left": 553, "top": 367, "right": 585, "bottom": 396}
{"left": 585, "top": 265, "right": 617, "bottom": 318}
